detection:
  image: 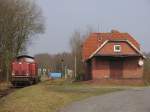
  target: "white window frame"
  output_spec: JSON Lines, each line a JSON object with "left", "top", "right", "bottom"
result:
{"left": 114, "top": 45, "right": 121, "bottom": 52}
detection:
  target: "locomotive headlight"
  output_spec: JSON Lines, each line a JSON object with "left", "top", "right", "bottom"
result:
{"left": 19, "top": 62, "right": 22, "bottom": 64}
{"left": 12, "top": 73, "right": 15, "bottom": 76}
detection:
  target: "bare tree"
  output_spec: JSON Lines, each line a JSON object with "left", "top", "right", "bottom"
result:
{"left": 35, "top": 53, "right": 50, "bottom": 69}
{"left": 0, "top": 0, "right": 44, "bottom": 81}
{"left": 69, "top": 28, "right": 93, "bottom": 80}
{"left": 35, "top": 52, "right": 74, "bottom": 75}
{"left": 69, "top": 31, "right": 84, "bottom": 79}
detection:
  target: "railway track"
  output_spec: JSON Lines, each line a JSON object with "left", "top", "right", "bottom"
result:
{"left": 0, "top": 80, "right": 41, "bottom": 99}
{"left": 0, "top": 86, "right": 16, "bottom": 99}
{"left": 0, "top": 83, "right": 34, "bottom": 99}
{"left": 0, "top": 84, "right": 27, "bottom": 99}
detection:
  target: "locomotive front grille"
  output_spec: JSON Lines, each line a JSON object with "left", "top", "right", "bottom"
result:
{"left": 11, "top": 76, "right": 31, "bottom": 82}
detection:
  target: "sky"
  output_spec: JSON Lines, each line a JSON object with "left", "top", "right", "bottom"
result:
{"left": 27, "top": 0, "right": 150, "bottom": 56}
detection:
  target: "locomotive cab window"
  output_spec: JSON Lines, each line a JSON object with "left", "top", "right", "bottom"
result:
{"left": 114, "top": 45, "right": 121, "bottom": 52}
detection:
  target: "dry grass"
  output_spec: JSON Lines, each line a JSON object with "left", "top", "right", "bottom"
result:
{"left": 0, "top": 79, "right": 122, "bottom": 112}
{"left": 0, "top": 82, "right": 10, "bottom": 92}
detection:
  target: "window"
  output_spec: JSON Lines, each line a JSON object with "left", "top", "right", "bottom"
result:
{"left": 114, "top": 45, "right": 121, "bottom": 52}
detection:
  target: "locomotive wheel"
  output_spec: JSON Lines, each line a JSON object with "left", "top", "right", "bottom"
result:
{"left": 28, "top": 80, "right": 33, "bottom": 85}
{"left": 12, "top": 82, "right": 17, "bottom": 87}
{"left": 33, "top": 79, "right": 37, "bottom": 84}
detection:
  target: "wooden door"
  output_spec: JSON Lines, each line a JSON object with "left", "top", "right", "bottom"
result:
{"left": 110, "top": 59, "right": 123, "bottom": 79}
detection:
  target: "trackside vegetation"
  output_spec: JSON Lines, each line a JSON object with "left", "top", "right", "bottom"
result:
{"left": 0, "top": 80, "right": 122, "bottom": 112}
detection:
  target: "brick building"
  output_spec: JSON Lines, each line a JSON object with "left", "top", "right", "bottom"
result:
{"left": 82, "top": 30, "right": 145, "bottom": 80}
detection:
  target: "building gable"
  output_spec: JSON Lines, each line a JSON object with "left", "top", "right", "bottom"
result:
{"left": 82, "top": 31, "right": 145, "bottom": 61}
{"left": 97, "top": 41, "right": 138, "bottom": 56}
{"left": 88, "top": 40, "right": 145, "bottom": 59}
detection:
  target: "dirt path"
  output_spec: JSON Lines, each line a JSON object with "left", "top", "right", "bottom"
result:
{"left": 59, "top": 87, "right": 150, "bottom": 112}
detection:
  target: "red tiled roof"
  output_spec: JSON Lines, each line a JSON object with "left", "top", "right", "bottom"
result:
{"left": 82, "top": 31, "right": 140, "bottom": 61}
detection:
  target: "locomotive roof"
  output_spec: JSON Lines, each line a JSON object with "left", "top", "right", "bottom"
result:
{"left": 16, "top": 55, "right": 34, "bottom": 59}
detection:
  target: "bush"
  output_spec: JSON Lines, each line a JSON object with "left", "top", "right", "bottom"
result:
{"left": 143, "top": 58, "right": 150, "bottom": 84}
{"left": 75, "top": 73, "right": 84, "bottom": 81}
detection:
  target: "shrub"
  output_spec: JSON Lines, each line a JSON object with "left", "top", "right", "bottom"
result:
{"left": 75, "top": 73, "right": 84, "bottom": 81}
{"left": 143, "top": 58, "right": 150, "bottom": 84}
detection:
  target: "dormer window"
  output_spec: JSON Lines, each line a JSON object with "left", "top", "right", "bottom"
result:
{"left": 114, "top": 45, "right": 121, "bottom": 52}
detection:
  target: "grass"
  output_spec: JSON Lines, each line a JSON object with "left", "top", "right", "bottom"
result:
{"left": 0, "top": 79, "right": 123, "bottom": 112}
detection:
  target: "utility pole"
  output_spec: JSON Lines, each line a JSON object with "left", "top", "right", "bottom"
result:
{"left": 98, "top": 24, "right": 99, "bottom": 32}
{"left": 61, "top": 59, "right": 64, "bottom": 78}
{"left": 74, "top": 55, "right": 77, "bottom": 78}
